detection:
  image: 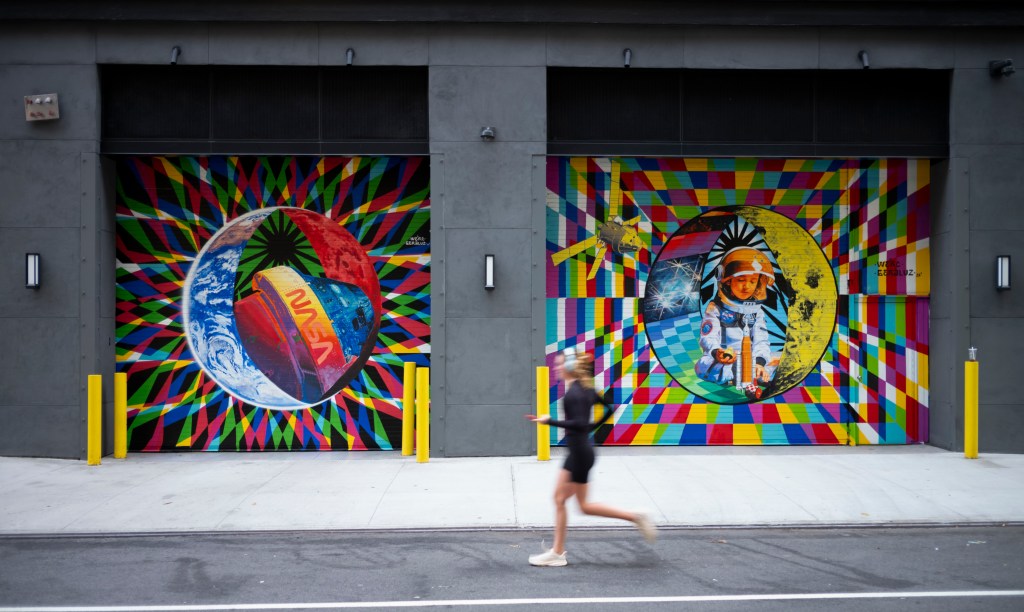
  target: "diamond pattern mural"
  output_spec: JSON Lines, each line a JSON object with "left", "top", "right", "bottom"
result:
{"left": 546, "top": 157, "right": 929, "bottom": 445}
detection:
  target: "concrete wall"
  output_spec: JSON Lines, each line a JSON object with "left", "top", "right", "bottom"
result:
{"left": 0, "top": 23, "right": 115, "bottom": 458}
{"left": 949, "top": 30, "right": 1024, "bottom": 453}
{"left": 1, "top": 16, "right": 1022, "bottom": 457}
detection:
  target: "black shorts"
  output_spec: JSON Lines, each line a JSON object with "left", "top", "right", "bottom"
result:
{"left": 563, "top": 444, "right": 595, "bottom": 484}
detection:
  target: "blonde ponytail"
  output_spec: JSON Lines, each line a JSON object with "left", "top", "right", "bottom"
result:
{"left": 574, "top": 353, "right": 595, "bottom": 389}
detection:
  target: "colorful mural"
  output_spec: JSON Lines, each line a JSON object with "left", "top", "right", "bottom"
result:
{"left": 116, "top": 156, "right": 430, "bottom": 451}
{"left": 645, "top": 207, "right": 837, "bottom": 404}
{"left": 546, "top": 157, "right": 929, "bottom": 445}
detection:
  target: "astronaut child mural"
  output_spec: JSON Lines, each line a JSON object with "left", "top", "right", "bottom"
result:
{"left": 696, "top": 246, "right": 779, "bottom": 399}
{"left": 183, "top": 207, "right": 382, "bottom": 411}
{"left": 644, "top": 206, "right": 836, "bottom": 405}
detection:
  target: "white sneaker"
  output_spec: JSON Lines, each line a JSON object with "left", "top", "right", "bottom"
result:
{"left": 529, "top": 548, "right": 568, "bottom": 567}
{"left": 634, "top": 512, "right": 657, "bottom": 543}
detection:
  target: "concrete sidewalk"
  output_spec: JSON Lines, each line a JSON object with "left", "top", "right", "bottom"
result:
{"left": 1, "top": 445, "right": 1023, "bottom": 535}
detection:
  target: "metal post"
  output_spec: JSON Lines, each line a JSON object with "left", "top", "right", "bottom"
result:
{"left": 965, "top": 347, "right": 979, "bottom": 459}
{"left": 416, "top": 367, "right": 429, "bottom": 463}
{"left": 114, "top": 372, "right": 127, "bottom": 459}
{"left": 536, "top": 366, "right": 550, "bottom": 461}
{"left": 87, "top": 375, "right": 102, "bottom": 465}
{"left": 402, "top": 362, "right": 416, "bottom": 456}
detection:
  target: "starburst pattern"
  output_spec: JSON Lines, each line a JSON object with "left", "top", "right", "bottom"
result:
{"left": 645, "top": 256, "right": 703, "bottom": 320}
{"left": 116, "top": 155, "right": 431, "bottom": 452}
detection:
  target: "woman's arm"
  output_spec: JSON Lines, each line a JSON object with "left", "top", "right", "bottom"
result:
{"left": 546, "top": 411, "right": 591, "bottom": 433}
{"left": 545, "top": 385, "right": 595, "bottom": 432}
{"left": 589, "top": 388, "right": 617, "bottom": 430}
{"left": 527, "top": 387, "right": 615, "bottom": 432}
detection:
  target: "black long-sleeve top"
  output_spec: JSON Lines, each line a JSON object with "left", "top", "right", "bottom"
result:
{"left": 547, "top": 381, "right": 617, "bottom": 449}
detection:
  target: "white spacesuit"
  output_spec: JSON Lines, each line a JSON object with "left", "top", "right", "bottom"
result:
{"left": 695, "top": 299, "right": 771, "bottom": 384}
{"left": 694, "top": 246, "right": 777, "bottom": 386}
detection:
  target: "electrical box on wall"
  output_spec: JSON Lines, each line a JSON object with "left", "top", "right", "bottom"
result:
{"left": 24, "top": 94, "right": 60, "bottom": 121}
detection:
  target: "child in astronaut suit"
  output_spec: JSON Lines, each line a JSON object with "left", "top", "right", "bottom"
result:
{"left": 695, "top": 247, "right": 777, "bottom": 387}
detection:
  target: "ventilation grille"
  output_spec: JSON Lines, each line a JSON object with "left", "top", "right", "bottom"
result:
{"left": 549, "top": 68, "right": 949, "bottom": 156}
{"left": 101, "top": 65, "right": 428, "bottom": 154}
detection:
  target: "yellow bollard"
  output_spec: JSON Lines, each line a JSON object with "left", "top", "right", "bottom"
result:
{"left": 402, "top": 362, "right": 416, "bottom": 456}
{"left": 416, "top": 367, "right": 429, "bottom": 463}
{"left": 536, "top": 366, "right": 550, "bottom": 461}
{"left": 114, "top": 372, "right": 127, "bottom": 459}
{"left": 87, "top": 375, "right": 102, "bottom": 465}
{"left": 965, "top": 348, "right": 979, "bottom": 459}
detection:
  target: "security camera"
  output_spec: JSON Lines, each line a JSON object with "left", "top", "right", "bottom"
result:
{"left": 857, "top": 50, "right": 870, "bottom": 69}
{"left": 170, "top": 46, "right": 181, "bottom": 65}
{"left": 989, "top": 59, "right": 1015, "bottom": 77}
{"left": 480, "top": 126, "right": 496, "bottom": 140}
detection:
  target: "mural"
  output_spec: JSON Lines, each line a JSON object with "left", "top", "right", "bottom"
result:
{"left": 645, "top": 207, "right": 837, "bottom": 404}
{"left": 184, "top": 208, "right": 381, "bottom": 409}
{"left": 116, "top": 156, "right": 430, "bottom": 451}
{"left": 546, "top": 157, "right": 929, "bottom": 446}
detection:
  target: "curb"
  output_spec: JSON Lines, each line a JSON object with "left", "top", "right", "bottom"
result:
{"left": 2, "top": 521, "right": 1022, "bottom": 540}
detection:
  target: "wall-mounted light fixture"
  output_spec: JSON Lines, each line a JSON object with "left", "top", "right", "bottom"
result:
{"left": 858, "top": 50, "right": 870, "bottom": 69}
{"left": 484, "top": 254, "right": 495, "bottom": 290}
{"left": 623, "top": 48, "right": 632, "bottom": 68}
{"left": 997, "top": 255, "right": 1011, "bottom": 290}
{"left": 26, "top": 253, "right": 40, "bottom": 289}
{"left": 989, "top": 59, "right": 1015, "bottom": 78}
{"left": 480, "top": 126, "right": 496, "bottom": 141}
{"left": 170, "top": 46, "right": 181, "bottom": 65}
{"left": 346, "top": 48, "right": 355, "bottom": 66}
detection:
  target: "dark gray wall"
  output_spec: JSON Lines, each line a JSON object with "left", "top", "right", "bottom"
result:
{"left": 428, "top": 27, "right": 546, "bottom": 456}
{"left": 949, "top": 31, "right": 1024, "bottom": 452}
{"left": 0, "top": 25, "right": 116, "bottom": 459}
{"left": 1, "top": 12, "right": 1022, "bottom": 457}
{"left": 929, "top": 159, "right": 972, "bottom": 452}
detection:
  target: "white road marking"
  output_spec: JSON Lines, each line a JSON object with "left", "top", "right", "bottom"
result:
{"left": 2, "top": 590, "right": 1024, "bottom": 611}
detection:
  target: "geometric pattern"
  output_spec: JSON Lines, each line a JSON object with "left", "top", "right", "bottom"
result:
{"left": 847, "top": 160, "right": 931, "bottom": 295}
{"left": 546, "top": 157, "right": 929, "bottom": 446}
{"left": 837, "top": 295, "right": 930, "bottom": 444}
{"left": 116, "top": 156, "right": 430, "bottom": 451}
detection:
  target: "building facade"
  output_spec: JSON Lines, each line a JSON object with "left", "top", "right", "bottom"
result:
{"left": 1, "top": 1, "right": 1022, "bottom": 458}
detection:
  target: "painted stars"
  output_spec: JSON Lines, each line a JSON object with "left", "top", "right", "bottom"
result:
{"left": 645, "top": 257, "right": 703, "bottom": 321}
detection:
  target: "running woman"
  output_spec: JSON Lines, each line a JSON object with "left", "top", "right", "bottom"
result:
{"left": 525, "top": 350, "right": 656, "bottom": 567}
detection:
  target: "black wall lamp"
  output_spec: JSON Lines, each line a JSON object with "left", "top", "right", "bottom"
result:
{"left": 26, "top": 253, "right": 40, "bottom": 289}
{"left": 484, "top": 254, "right": 495, "bottom": 290}
{"left": 997, "top": 255, "right": 1011, "bottom": 290}
{"left": 990, "top": 59, "right": 1014, "bottom": 77}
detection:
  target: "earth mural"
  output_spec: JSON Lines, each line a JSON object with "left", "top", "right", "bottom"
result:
{"left": 183, "top": 207, "right": 381, "bottom": 410}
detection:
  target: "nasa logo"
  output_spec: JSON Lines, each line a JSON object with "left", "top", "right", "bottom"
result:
{"left": 285, "top": 288, "right": 334, "bottom": 366}
{"left": 701, "top": 320, "right": 713, "bottom": 335}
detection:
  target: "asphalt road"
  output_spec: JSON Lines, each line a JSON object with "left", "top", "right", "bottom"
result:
{"left": 1, "top": 526, "right": 1022, "bottom": 611}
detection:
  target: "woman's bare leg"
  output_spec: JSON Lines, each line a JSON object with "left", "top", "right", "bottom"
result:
{"left": 575, "top": 482, "right": 637, "bottom": 522}
{"left": 552, "top": 470, "right": 575, "bottom": 554}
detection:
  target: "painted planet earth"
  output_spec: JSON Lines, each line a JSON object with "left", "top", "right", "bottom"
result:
{"left": 643, "top": 206, "right": 837, "bottom": 403}
{"left": 183, "top": 207, "right": 381, "bottom": 410}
